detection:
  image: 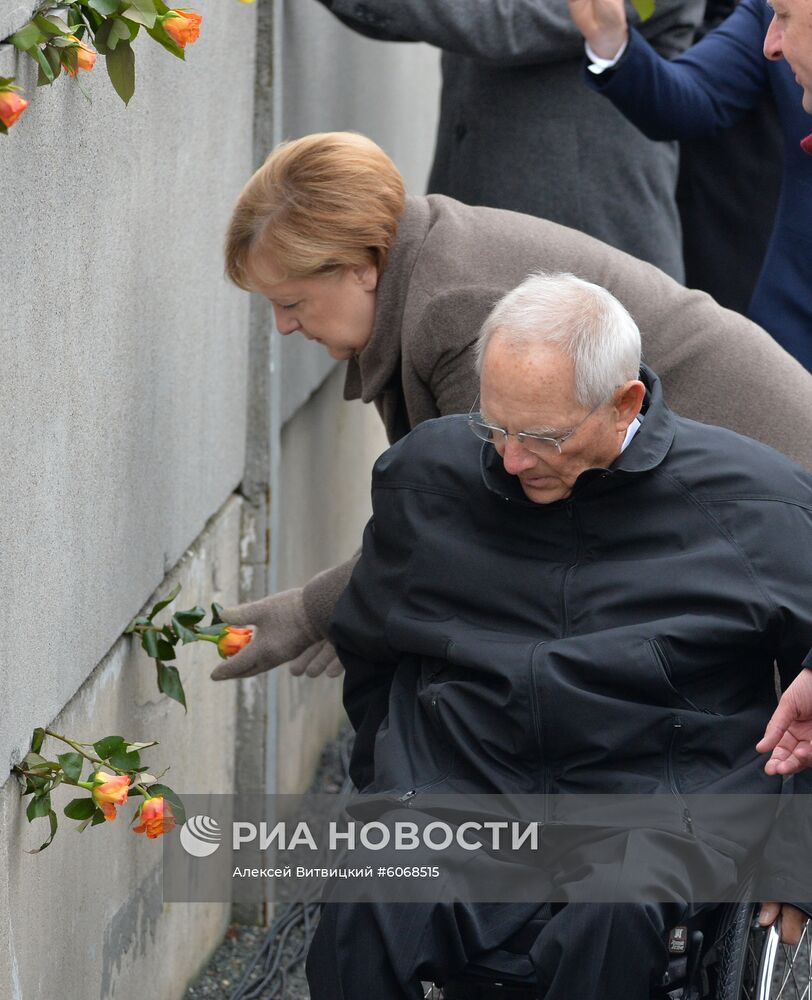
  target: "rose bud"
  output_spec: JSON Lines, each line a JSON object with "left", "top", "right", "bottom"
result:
{"left": 162, "top": 9, "right": 202, "bottom": 47}
{"left": 217, "top": 626, "right": 253, "bottom": 659}
{"left": 133, "top": 796, "right": 176, "bottom": 839}
{"left": 64, "top": 36, "right": 97, "bottom": 76}
{"left": 91, "top": 771, "right": 131, "bottom": 822}
{"left": 0, "top": 90, "right": 28, "bottom": 129}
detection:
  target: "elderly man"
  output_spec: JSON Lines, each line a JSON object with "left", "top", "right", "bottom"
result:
{"left": 763, "top": 0, "right": 812, "bottom": 114}
{"left": 306, "top": 273, "right": 812, "bottom": 999}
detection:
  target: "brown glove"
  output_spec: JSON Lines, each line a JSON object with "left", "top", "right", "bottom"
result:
{"left": 209, "top": 587, "right": 320, "bottom": 681}
{"left": 287, "top": 638, "right": 345, "bottom": 678}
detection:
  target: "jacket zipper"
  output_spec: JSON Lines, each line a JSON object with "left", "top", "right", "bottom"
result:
{"left": 561, "top": 502, "right": 581, "bottom": 638}
{"left": 530, "top": 642, "right": 551, "bottom": 826}
{"left": 667, "top": 715, "right": 694, "bottom": 835}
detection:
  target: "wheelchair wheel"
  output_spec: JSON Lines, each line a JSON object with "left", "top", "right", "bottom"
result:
{"left": 715, "top": 905, "right": 811, "bottom": 1000}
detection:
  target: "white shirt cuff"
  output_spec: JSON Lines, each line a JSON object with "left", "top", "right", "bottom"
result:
{"left": 585, "top": 38, "right": 628, "bottom": 74}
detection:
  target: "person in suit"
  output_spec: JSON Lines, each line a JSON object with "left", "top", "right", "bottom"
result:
{"left": 213, "top": 131, "right": 812, "bottom": 682}
{"left": 303, "top": 0, "right": 707, "bottom": 280}
{"left": 568, "top": 0, "right": 812, "bottom": 368}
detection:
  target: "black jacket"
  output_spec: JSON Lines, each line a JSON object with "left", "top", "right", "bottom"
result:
{"left": 332, "top": 369, "right": 812, "bottom": 841}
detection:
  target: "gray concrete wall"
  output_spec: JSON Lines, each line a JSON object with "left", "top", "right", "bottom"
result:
{"left": 0, "top": 0, "right": 257, "bottom": 777}
{"left": 0, "top": 497, "right": 241, "bottom": 1000}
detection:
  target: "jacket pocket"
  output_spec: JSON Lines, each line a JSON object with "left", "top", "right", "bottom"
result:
{"left": 648, "top": 637, "right": 723, "bottom": 716}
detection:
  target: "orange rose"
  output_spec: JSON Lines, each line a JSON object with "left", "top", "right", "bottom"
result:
{"left": 64, "top": 37, "right": 97, "bottom": 76}
{"left": 91, "top": 771, "right": 131, "bottom": 822}
{"left": 0, "top": 90, "right": 28, "bottom": 129}
{"left": 162, "top": 9, "right": 202, "bottom": 47}
{"left": 133, "top": 796, "right": 176, "bottom": 839}
{"left": 217, "top": 626, "right": 253, "bottom": 659}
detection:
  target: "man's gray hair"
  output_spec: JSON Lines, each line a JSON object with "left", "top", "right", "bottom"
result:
{"left": 475, "top": 272, "right": 642, "bottom": 408}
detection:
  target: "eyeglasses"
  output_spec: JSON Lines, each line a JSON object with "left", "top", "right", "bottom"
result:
{"left": 467, "top": 397, "right": 605, "bottom": 456}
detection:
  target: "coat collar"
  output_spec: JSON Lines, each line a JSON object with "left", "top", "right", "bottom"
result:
{"left": 480, "top": 364, "right": 676, "bottom": 505}
{"left": 343, "top": 196, "right": 432, "bottom": 403}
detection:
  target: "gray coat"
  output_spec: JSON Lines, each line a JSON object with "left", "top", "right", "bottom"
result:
{"left": 300, "top": 195, "right": 812, "bottom": 633}
{"left": 316, "top": 0, "right": 705, "bottom": 280}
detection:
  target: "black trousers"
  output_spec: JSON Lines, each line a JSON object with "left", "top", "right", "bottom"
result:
{"left": 306, "top": 897, "right": 687, "bottom": 999}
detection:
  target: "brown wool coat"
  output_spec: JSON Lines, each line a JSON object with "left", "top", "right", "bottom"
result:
{"left": 301, "top": 194, "right": 812, "bottom": 634}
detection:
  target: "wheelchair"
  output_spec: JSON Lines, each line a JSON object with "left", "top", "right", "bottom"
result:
{"left": 425, "top": 897, "right": 812, "bottom": 1000}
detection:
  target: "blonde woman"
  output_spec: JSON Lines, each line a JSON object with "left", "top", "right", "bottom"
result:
{"left": 212, "top": 130, "right": 812, "bottom": 682}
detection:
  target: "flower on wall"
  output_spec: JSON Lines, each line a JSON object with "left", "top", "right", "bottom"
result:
{"left": 13, "top": 728, "right": 184, "bottom": 852}
{"left": 1, "top": 0, "right": 253, "bottom": 131}
{"left": 0, "top": 78, "right": 29, "bottom": 131}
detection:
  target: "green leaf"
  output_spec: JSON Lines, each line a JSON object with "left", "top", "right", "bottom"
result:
{"left": 175, "top": 606, "right": 206, "bottom": 627}
{"left": 107, "top": 16, "right": 134, "bottom": 47}
{"left": 156, "top": 638, "right": 176, "bottom": 661}
{"left": 32, "top": 46, "right": 56, "bottom": 85}
{"left": 156, "top": 662, "right": 187, "bottom": 712}
{"left": 148, "top": 583, "right": 181, "bottom": 621}
{"left": 631, "top": 0, "right": 656, "bottom": 20}
{"left": 93, "top": 735, "right": 125, "bottom": 759}
{"left": 10, "top": 22, "right": 45, "bottom": 51}
{"left": 25, "top": 810, "right": 58, "bottom": 854}
{"left": 92, "top": 17, "right": 114, "bottom": 53}
{"left": 195, "top": 624, "right": 225, "bottom": 637}
{"left": 64, "top": 797, "right": 96, "bottom": 820}
{"left": 121, "top": 7, "right": 155, "bottom": 28}
{"left": 125, "top": 741, "right": 158, "bottom": 753}
{"left": 23, "top": 751, "right": 50, "bottom": 770}
{"left": 211, "top": 602, "right": 224, "bottom": 625}
{"left": 27, "top": 792, "right": 52, "bottom": 822}
{"left": 91, "top": 807, "right": 108, "bottom": 826}
{"left": 172, "top": 617, "right": 197, "bottom": 645}
{"left": 88, "top": 0, "right": 121, "bottom": 15}
{"left": 40, "top": 45, "right": 63, "bottom": 85}
{"left": 141, "top": 628, "right": 160, "bottom": 658}
{"left": 30, "top": 727, "right": 45, "bottom": 754}
{"left": 147, "top": 783, "right": 186, "bottom": 825}
{"left": 160, "top": 624, "right": 179, "bottom": 644}
{"left": 57, "top": 752, "right": 83, "bottom": 782}
{"left": 33, "top": 14, "right": 70, "bottom": 37}
{"left": 108, "top": 748, "right": 141, "bottom": 771}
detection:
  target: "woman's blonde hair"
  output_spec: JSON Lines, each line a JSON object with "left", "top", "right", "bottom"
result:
{"left": 225, "top": 131, "right": 406, "bottom": 289}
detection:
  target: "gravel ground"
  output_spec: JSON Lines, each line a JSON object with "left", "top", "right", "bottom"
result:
{"left": 183, "top": 726, "right": 353, "bottom": 1000}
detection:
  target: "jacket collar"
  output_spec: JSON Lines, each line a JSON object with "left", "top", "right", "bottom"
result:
{"left": 480, "top": 364, "right": 676, "bottom": 505}
{"left": 343, "top": 196, "right": 432, "bottom": 403}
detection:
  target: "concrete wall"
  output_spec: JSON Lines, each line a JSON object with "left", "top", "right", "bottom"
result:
{"left": 0, "top": 0, "right": 256, "bottom": 777}
{"left": 275, "top": 366, "right": 389, "bottom": 796}
{"left": 0, "top": 498, "right": 241, "bottom": 1000}
{"left": 0, "top": 0, "right": 441, "bottom": 989}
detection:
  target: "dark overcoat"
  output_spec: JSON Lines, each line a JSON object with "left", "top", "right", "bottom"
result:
{"left": 332, "top": 368, "right": 812, "bottom": 864}
{"left": 316, "top": 0, "right": 705, "bottom": 279}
